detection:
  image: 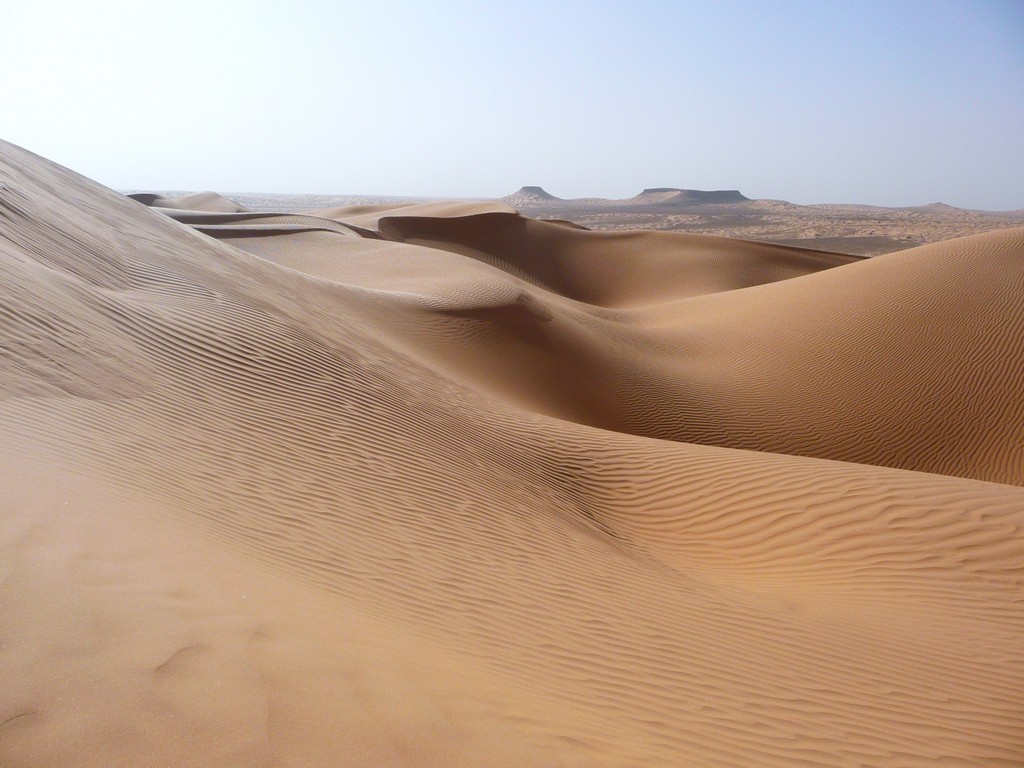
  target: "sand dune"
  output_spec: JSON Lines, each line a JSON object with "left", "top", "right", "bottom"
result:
{"left": 128, "top": 190, "right": 249, "bottom": 212}
{"left": 378, "top": 211, "right": 863, "bottom": 304}
{"left": 1, "top": 140, "right": 1022, "bottom": 767}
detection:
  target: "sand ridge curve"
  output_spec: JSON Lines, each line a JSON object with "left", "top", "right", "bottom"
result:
{"left": 1, "top": 139, "right": 1022, "bottom": 767}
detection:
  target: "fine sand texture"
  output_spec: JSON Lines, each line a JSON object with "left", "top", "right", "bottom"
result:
{"left": 2, "top": 141, "right": 1023, "bottom": 767}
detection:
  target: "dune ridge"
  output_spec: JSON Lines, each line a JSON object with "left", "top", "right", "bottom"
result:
{"left": 1, "top": 140, "right": 1022, "bottom": 767}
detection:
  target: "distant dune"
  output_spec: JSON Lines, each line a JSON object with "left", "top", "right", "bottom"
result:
{"left": 127, "top": 190, "right": 249, "bottom": 212}
{"left": 2, "top": 140, "right": 1023, "bottom": 767}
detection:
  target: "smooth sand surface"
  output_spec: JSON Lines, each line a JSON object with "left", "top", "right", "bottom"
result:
{"left": 2, "top": 140, "right": 1022, "bottom": 766}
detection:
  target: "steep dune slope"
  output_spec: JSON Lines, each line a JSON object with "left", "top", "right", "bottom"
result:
{"left": 379, "top": 211, "right": 862, "bottom": 306}
{"left": 1, "top": 141, "right": 1022, "bottom": 767}
{"left": 216, "top": 205, "right": 1024, "bottom": 483}
{"left": 203, "top": 215, "right": 858, "bottom": 427}
{"left": 627, "top": 227, "right": 1024, "bottom": 484}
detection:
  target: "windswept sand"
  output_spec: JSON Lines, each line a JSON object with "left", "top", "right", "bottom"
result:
{"left": 2, "top": 141, "right": 1023, "bottom": 767}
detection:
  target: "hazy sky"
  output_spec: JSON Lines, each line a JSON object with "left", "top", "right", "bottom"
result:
{"left": 2, "top": 0, "right": 1022, "bottom": 208}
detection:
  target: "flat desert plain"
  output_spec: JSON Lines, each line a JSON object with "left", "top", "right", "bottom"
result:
{"left": 2, "top": 140, "right": 1023, "bottom": 766}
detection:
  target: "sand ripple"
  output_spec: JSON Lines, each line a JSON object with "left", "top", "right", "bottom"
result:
{"left": 1, "top": 140, "right": 1022, "bottom": 767}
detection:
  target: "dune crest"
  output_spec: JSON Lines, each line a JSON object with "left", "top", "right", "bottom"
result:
{"left": 129, "top": 189, "right": 248, "bottom": 212}
{"left": 1, "top": 140, "right": 1022, "bottom": 767}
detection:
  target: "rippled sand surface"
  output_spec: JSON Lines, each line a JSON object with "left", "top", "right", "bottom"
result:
{"left": 3, "top": 142, "right": 1022, "bottom": 767}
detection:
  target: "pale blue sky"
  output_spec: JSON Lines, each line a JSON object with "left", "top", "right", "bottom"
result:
{"left": 1, "top": 0, "right": 1021, "bottom": 208}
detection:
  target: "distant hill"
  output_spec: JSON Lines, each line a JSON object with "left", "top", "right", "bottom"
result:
{"left": 502, "top": 186, "right": 751, "bottom": 208}
{"left": 631, "top": 188, "right": 750, "bottom": 205}
{"left": 500, "top": 186, "right": 562, "bottom": 207}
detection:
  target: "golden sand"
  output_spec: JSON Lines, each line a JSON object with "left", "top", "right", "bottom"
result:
{"left": 2, "top": 141, "right": 1022, "bottom": 766}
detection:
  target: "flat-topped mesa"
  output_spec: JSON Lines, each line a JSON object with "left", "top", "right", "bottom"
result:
{"left": 501, "top": 186, "right": 562, "bottom": 206}
{"left": 633, "top": 188, "right": 750, "bottom": 205}
{"left": 516, "top": 185, "right": 559, "bottom": 199}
